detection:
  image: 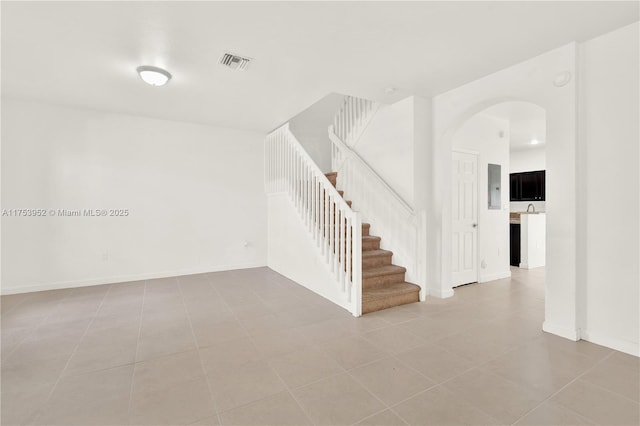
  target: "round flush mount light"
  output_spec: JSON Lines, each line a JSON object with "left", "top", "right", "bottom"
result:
{"left": 553, "top": 71, "right": 572, "bottom": 87}
{"left": 136, "top": 65, "right": 172, "bottom": 86}
{"left": 530, "top": 138, "right": 540, "bottom": 145}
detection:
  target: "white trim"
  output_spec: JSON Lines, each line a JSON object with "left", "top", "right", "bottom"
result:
{"left": 581, "top": 330, "right": 639, "bottom": 357}
{"left": 451, "top": 150, "right": 480, "bottom": 287}
{"left": 479, "top": 270, "right": 512, "bottom": 282}
{"left": 543, "top": 321, "right": 580, "bottom": 341}
{"left": 0, "top": 262, "right": 267, "bottom": 295}
{"left": 429, "top": 287, "right": 455, "bottom": 299}
{"left": 519, "top": 262, "right": 529, "bottom": 269}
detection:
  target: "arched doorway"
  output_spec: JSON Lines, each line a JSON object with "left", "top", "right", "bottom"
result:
{"left": 423, "top": 44, "right": 581, "bottom": 342}
{"left": 450, "top": 101, "right": 546, "bottom": 288}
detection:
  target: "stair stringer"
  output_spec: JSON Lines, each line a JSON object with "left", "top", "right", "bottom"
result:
{"left": 267, "top": 193, "right": 354, "bottom": 313}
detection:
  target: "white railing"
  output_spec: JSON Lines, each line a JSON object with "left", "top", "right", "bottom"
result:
{"left": 333, "top": 96, "right": 377, "bottom": 150}
{"left": 328, "top": 125, "right": 419, "bottom": 285}
{"left": 265, "top": 124, "right": 363, "bottom": 316}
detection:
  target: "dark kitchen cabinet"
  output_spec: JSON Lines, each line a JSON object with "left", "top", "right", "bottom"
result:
{"left": 510, "top": 174, "right": 520, "bottom": 201}
{"left": 510, "top": 223, "right": 521, "bottom": 266}
{"left": 510, "top": 170, "right": 545, "bottom": 201}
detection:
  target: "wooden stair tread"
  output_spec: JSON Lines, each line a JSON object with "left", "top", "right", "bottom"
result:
{"left": 362, "top": 264, "right": 406, "bottom": 278}
{"left": 362, "top": 235, "right": 381, "bottom": 242}
{"left": 322, "top": 171, "right": 419, "bottom": 314}
{"left": 363, "top": 282, "right": 420, "bottom": 300}
{"left": 362, "top": 249, "right": 393, "bottom": 258}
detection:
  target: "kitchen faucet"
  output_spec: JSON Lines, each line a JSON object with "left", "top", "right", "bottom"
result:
{"left": 527, "top": 203, "right": 536, "bottom": 213}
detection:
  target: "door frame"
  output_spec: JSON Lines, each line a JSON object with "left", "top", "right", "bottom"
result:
{"left": 452, "top": 148, "right": 480, "bottom": 287}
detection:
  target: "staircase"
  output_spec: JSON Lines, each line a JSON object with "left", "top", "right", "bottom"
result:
{"left": 325, "top": 171, "right": 421, "bottom": 314}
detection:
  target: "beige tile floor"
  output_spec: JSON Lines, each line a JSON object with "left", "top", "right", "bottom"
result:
{"left": 1, "top": 267, "right": 638, "bottom": 425}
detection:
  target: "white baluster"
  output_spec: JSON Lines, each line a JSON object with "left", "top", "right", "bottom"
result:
{"left": 328, "top": 196, "right": 335, "bottom": 272}
{"left": 352, "top": 212, "right": 362, "bottom": 316}
{"left": 308, "top": 169, "right": 312, "bottom": 226}
{"left": 339, "top": 208, "right": 345, "bottom": 290}
{"left": 346, "top": 215, "right": 352, "bottom": 295}
{"left": 334, "top": 207, "right": 340, "bottom": 280}
{"left": 324, "top": 185, "right": 329, "bottom": 252}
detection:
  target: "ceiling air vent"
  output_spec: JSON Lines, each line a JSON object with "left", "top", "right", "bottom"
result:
{"left": 219, "top": 52, "right": 252, "bottom": 71}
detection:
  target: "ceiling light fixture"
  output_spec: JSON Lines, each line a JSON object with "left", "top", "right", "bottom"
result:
{"left": 136, "top": 65, "right": 172, "bottom": 86}
{"left": 530, "top": 139, "right": 540, "bottom": 145}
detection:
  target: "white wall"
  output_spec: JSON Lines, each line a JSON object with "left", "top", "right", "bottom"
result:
{"left": 427, "top": 43, "right": 579, "bottom": 341}
{"left": 289, "top": 93, "right": 345, "bottom": 172}
{"left": 452, "top": 113, "right": 511, "bottom": 282}
{"left": 352, "top": 97, "right": 415, "bottom": 207}
{"left": 510, "top": 147, "right": 547, "bottom": 212}
{"left": 578, "top": 22, "right": 639, "bottom": 355}
{"left": 510, "top": 148, "right": 546, "bottom": 172}
{"left": 267, "top": 194, "right": 352, "bottom": 312}
{"left": 1, "top": 99, "right": 267, "bottom": 294}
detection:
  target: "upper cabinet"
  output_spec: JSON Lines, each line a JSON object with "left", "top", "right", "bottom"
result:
{"left": 510, "top": 170, "right": 545, "bottom": 201}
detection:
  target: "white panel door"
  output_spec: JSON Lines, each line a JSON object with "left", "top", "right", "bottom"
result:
{"left": 452, "top": 151, "right": 478, "bottom": 287}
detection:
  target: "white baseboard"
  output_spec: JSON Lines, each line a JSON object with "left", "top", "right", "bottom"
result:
{"left": 479, "top": 270, "right": 512, "bottom": 283}
{"left": 0, "top": 262, "right": 267, "bottom": 295}
{"left": 519, "top": 262, "right": 545, "bottom": 269}
{"left": 428, "top": 287, "right": 454, "bottom": 299}
{"left": 543, "top": 321, "right": 580, "bottom": 341}
{"left": 581, "top": 330, "right": 639, "bottom": 357}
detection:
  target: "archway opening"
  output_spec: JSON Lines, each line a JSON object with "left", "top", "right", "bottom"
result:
{"left": 449, "top": 100, "right": 548, "bottom": 314}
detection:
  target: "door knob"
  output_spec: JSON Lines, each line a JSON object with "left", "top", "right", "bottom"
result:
{"left": 472, "top": 223, "right": 477, "bottom": 228}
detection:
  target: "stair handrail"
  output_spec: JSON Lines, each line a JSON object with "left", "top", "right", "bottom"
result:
{"left": 265, "top": 123, "right": 363, "bottom": 316}
{"left": 328, "top": 126, "right": 416, "bottom": 220}
{"left": 267, "top": 124, "right": 352, "bottom": 212}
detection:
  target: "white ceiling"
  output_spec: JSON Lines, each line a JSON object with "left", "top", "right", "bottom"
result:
{"left": 2, "top": 1, "right": 638, "bottom": 132}
{"left": 482, "top": 101, "right": 547, "bottom": 152}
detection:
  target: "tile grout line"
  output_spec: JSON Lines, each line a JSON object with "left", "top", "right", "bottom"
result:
{"left": 5, "top": 268, "right": 633, "bottom": 426}
{"left": 30, "top": 284, "right": 112, "bottom": 425}
{"left": 340, "top": 343, "right": 501, "bottom": 425}
{"left": 215, "top": 273, "right": 321, "bottom": 425}
{"left": 268, "top": 361, "right": 318, "bottom": 426}
{"left": 401, "top": 323, "right": 623, "bottom": 424}
{"left": 388, "top": 328, "right": 589, "bottom": 424}
{"left": 375, "top": 346, "right": 521, "bottom": 425}
{"left": 349, "top": 407, "right": 408, "bottom": 426}
{"left": 179, "top": 275, "right": 223, "bottom": 426}
{"left": 1, "top": 292, "right": 30, "bottom": 317}
{"left": 127, "top": 278, "right": 148, "bottom": 424}
{"left": 2, "top": 289, "right": 76, "bottom": 362}
{"left": 574, "top": 365, "right": 640, "bottom": 406}
{"left": 507, "top": 350, "right": 619, "bottom": 425}
{"left": 3, "top": 288, "right": 81, "bottom": 423}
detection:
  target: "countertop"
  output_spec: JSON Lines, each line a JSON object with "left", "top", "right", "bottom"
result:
{"left": 510, "top": 211, "right": 545, "bottom": 224}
